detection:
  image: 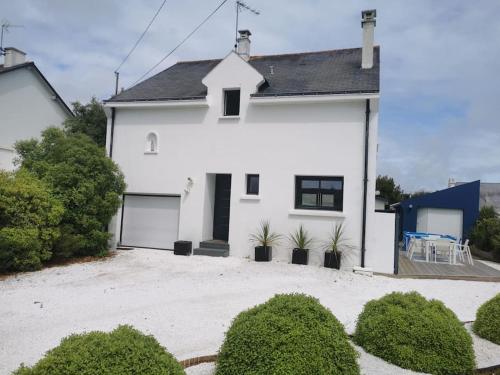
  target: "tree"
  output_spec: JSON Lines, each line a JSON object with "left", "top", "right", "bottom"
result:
{"left": 376, "top": 175, "right": 405, "bottom": 205}
{"left": 15, "top": 127, "right": 126, "bottom": 258}
{"left": 0, "top": 170, "right": 64, "bottom": 271}
{"left": 63, "top": 97, "right": 107, "bottom": 147}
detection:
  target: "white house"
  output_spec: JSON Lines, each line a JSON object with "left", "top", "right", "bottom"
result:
{"left": 0, "top": 47, "right": 72, "bottom": 170}
{"left": 104, "top": 10, "right": 396, "bottom": 273}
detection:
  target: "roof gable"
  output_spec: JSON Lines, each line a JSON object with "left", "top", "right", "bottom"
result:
{"left": 201, "top": 51, "right": 265, "bottom": 94}
{"left": 0, "top": 62, "right": 73, "bottom": 116}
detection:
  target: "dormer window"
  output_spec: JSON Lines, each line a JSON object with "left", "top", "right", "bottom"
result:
{"left": 145, "top": 132, "right": 158, "bottom": 154}
{"left": 224, "top": 89, "right": 240, "bottom": 116}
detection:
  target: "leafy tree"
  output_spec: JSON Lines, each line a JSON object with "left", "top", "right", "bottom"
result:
{"left": 478, "top": 205, "right": 498, "bottom": 221}
{"left": 15, "top": 127, "right": 125, "bottom": 258}
{"left": 0, "top": 170, "right": 64, "bottom": 271}
{"left": 376, "top": 175, "right": 405, "bottom": 204}
{"left": 63, "top": 97, "right": 107, "bottom": 147}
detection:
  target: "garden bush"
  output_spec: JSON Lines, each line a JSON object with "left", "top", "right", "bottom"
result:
{"left": 0, "top": 170, "right": 63, "bottom": 272}
{"left": 354, "top": 291, "right": 475, "bottom": 375}
{"left": 473, "top": 293, "right": 500, "bottom": 345}
{"left": 216, "top": 293, "right": 359, "bottom": 375}
{"left": 14, "top": 325, "right": 185, "bottom": 375}
{"left": 15, "top": 127, "right": 126, "bottom": 258}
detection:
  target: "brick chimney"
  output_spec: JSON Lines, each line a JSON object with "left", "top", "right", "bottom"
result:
{"left": 361, "top": 9, "right": 376, "bottom": 69}
{"left": 3, "top": 47, "right": 26, "bottom": 68}
{"left": 237, "top": 30, "right": 251, "bottom": 61}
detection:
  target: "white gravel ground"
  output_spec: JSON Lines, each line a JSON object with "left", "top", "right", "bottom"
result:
{"left": 1, "top": 249, "right": 499, "bottom": 374}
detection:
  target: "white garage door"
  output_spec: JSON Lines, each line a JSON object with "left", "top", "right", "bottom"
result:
{"left": 416, "top": 208, "right": 463, "bottom": 239}
{"left": 121, "top": 194, "right": 180, "bottom": 250}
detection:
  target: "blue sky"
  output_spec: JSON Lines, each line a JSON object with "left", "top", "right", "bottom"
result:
{"left": 1, "top": 0, "right": 499, "bottom": 192}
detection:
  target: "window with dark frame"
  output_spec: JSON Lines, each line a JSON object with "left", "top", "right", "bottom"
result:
{"left": 224, "top": 89, "right": 240, "bottom": 116}
{"left": 295, "top": 176, "right": 344, "bottom": 211}
{"left": 246, "top": 174, "right": 259, "bottom": 195}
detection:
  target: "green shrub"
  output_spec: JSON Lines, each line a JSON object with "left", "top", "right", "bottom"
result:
{"left": 470, "top": 217, "right": 500, "bottom": 252}
{"left": 473, "top": 293, "right": 500, "bottom": 345}
{"left": 0, "top": 170, "right": 63, "bottom": 272}
{"left": 216, "top": 294, "right": 359, "bottom": 375}
{"left": 15, "top": 127, "right": 126, "bottom": 258}
{"left": 354, "top": 292, "right": 475, "bottom": 375}
{"left": 13, "top": 325, "right": 185, "bottom": 375}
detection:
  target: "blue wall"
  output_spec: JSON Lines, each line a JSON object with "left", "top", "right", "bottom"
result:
{"left": 397, "top": 181, "right": 480, "bottom": 240}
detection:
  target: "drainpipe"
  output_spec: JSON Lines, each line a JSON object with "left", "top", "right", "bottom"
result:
{"left": 361, "top": 99, "right": 370, "bottom": 268}
{"left": 109, "top": 107, "right": 116, "bottom": 159}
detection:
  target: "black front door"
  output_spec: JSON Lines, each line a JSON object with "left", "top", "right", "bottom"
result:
{"left": 213, "top": 174, "right": 231, "bottom": 241}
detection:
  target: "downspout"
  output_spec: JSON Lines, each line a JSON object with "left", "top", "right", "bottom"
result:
{"left": 361, "top": 99, "right": 370, "bottom": 268}
{"left": 109, "top": 107, "right": 116, "bottom": 159}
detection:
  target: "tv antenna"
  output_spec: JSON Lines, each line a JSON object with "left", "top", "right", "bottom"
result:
{"left": 234, "top": 1, "right": 260, "bottom": 50}
{"left": 1, "top": 21, "right": 24, "bottom": 55}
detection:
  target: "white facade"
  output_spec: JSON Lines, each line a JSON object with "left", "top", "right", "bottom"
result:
{"left": 105, "top": 51, "right": 396, "bottom": 272}
{"left": 0, "top": 61, "right": 71, "bottom": 170}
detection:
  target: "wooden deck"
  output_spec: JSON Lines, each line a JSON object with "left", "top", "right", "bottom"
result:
{"left": 398, "top": 252, "right": 500, "bottom": 281}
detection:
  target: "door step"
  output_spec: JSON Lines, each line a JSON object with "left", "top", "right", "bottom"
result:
{"left": 199, "top": 240, "right": 229, "bottom": 250}
{"left": 193, "top": 240, "right": 230, "bottom": 257}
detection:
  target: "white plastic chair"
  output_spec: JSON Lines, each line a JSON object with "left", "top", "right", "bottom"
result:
{"left": 454, "top": 239, "right": 474, "bottom": 265}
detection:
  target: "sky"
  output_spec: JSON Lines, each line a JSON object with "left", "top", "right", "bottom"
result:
{"left": 1, "top": 0, "right": 499, "bottom": 192}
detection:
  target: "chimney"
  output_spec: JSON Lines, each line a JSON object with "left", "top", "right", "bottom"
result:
{"left": 237, "top": 30, "right": 251, "bottom": 61}
{"left": 3, "top": 47, "right": 26, "bottom": 68}
{"left": 361, "top": 9, "right": 376, "bottom": 69}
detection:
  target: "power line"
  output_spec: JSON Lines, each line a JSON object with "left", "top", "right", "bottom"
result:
{"left": 114, "top": 0, "right": 167, "bottom": 73}
{"left": 130, "top": 0, "right": 229, "bottom": 87}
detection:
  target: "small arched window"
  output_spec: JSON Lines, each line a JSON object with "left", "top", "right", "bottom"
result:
{"left": 145, "top": 132, "right": 158, "bottom": 153}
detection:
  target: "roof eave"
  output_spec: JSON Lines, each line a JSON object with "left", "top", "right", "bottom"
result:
{"left": 104, "top": 97, "right": 208, "bottom": 108}
{"left": 250, "top": 91, "right": 379, "bottom": 104}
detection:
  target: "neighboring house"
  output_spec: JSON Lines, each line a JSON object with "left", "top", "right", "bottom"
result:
{"left": 375, "top": 196, "right": 389, "bottom": 210}
{"left": 394, "top": 181, "right": 481, "bottom": 241}
{"left": 104, "top": 10, "right": 396, "bottom": 273}
{"left": 0, "top": 47, "right": 72, "bottom": 170}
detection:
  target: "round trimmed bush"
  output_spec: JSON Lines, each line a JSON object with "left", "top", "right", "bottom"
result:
{"left": 14, "top": 325, "right": 185, "bottom": 375}
{"left": 354, "top": 292, "right": 475, "bottom": 375}
{"left": 215, "top": 293, "right": 359, "bottom": 375}
{"left": 473, "top": 293, "right": 500, "bottom": 345}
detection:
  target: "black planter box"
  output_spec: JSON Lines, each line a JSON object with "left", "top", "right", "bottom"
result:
{"left": 292, "top": 248, "right": 309, "bottom": 265}
{"left": 324, "top": 251, "right": 341, "bottom": 269}
{"left": 255, "top": 246, "right": 272, "bottom": 262}
{"left": 174, "top": 240, "right": 192, "bottom": 256}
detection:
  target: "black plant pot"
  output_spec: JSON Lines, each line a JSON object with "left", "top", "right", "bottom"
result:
{"left": 324, "top": 251, "right": 341, "bottom": 269}
{"left": 292, "top": 248, "right": 309, "bottom": 265}
{"left": 174, "top": 240, "right": 192, "bottom": 256}
{"left": 255, "top": 246, "right": 272, "bottom": 262}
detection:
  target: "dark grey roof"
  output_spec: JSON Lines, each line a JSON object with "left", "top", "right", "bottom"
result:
{"left": 0, "top": 61, "right": 73, "bottom": 116}
{"left": 107, "top": 47, "right": 379, "bottom": 102}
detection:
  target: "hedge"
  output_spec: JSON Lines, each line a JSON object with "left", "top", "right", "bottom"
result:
{"left": 15, "top": 127, "right": 125, "bottom": 258}
{"left": 14, "top": 325, "right": 185, "bottom": 375}
{"left": 473, "top": 293, "right": 500, "bottom": 345}
{"left": 0, "top": 170, "right": 64, "bottom": 272}
{"left": 216, "top": 293, "right": 359, "bottom": 375}
{"left": 354, "top": 291, "right": 475, "bottom": 375}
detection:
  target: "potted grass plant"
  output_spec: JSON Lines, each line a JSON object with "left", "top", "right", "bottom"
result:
{"left": 289, "top": 224, "right": 313, "bottom": 265}
{"left": 250, "top": 220, "right": 281, "bottom": 262}
{"left": 323, "top": 223, "right": 352, "bottom": 269}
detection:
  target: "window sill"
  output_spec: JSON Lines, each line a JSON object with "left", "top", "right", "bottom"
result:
{"left": 144, "top": 151, "right": 158, "bottom": 155}
{"left": 288, "top": 209, "right": 345, "bottom": 218}
{"left": 219, "top": 115, "right": 240, "bottom": 120}
{"left": 240, "top": 195, "right": 260, "bottom": 201}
